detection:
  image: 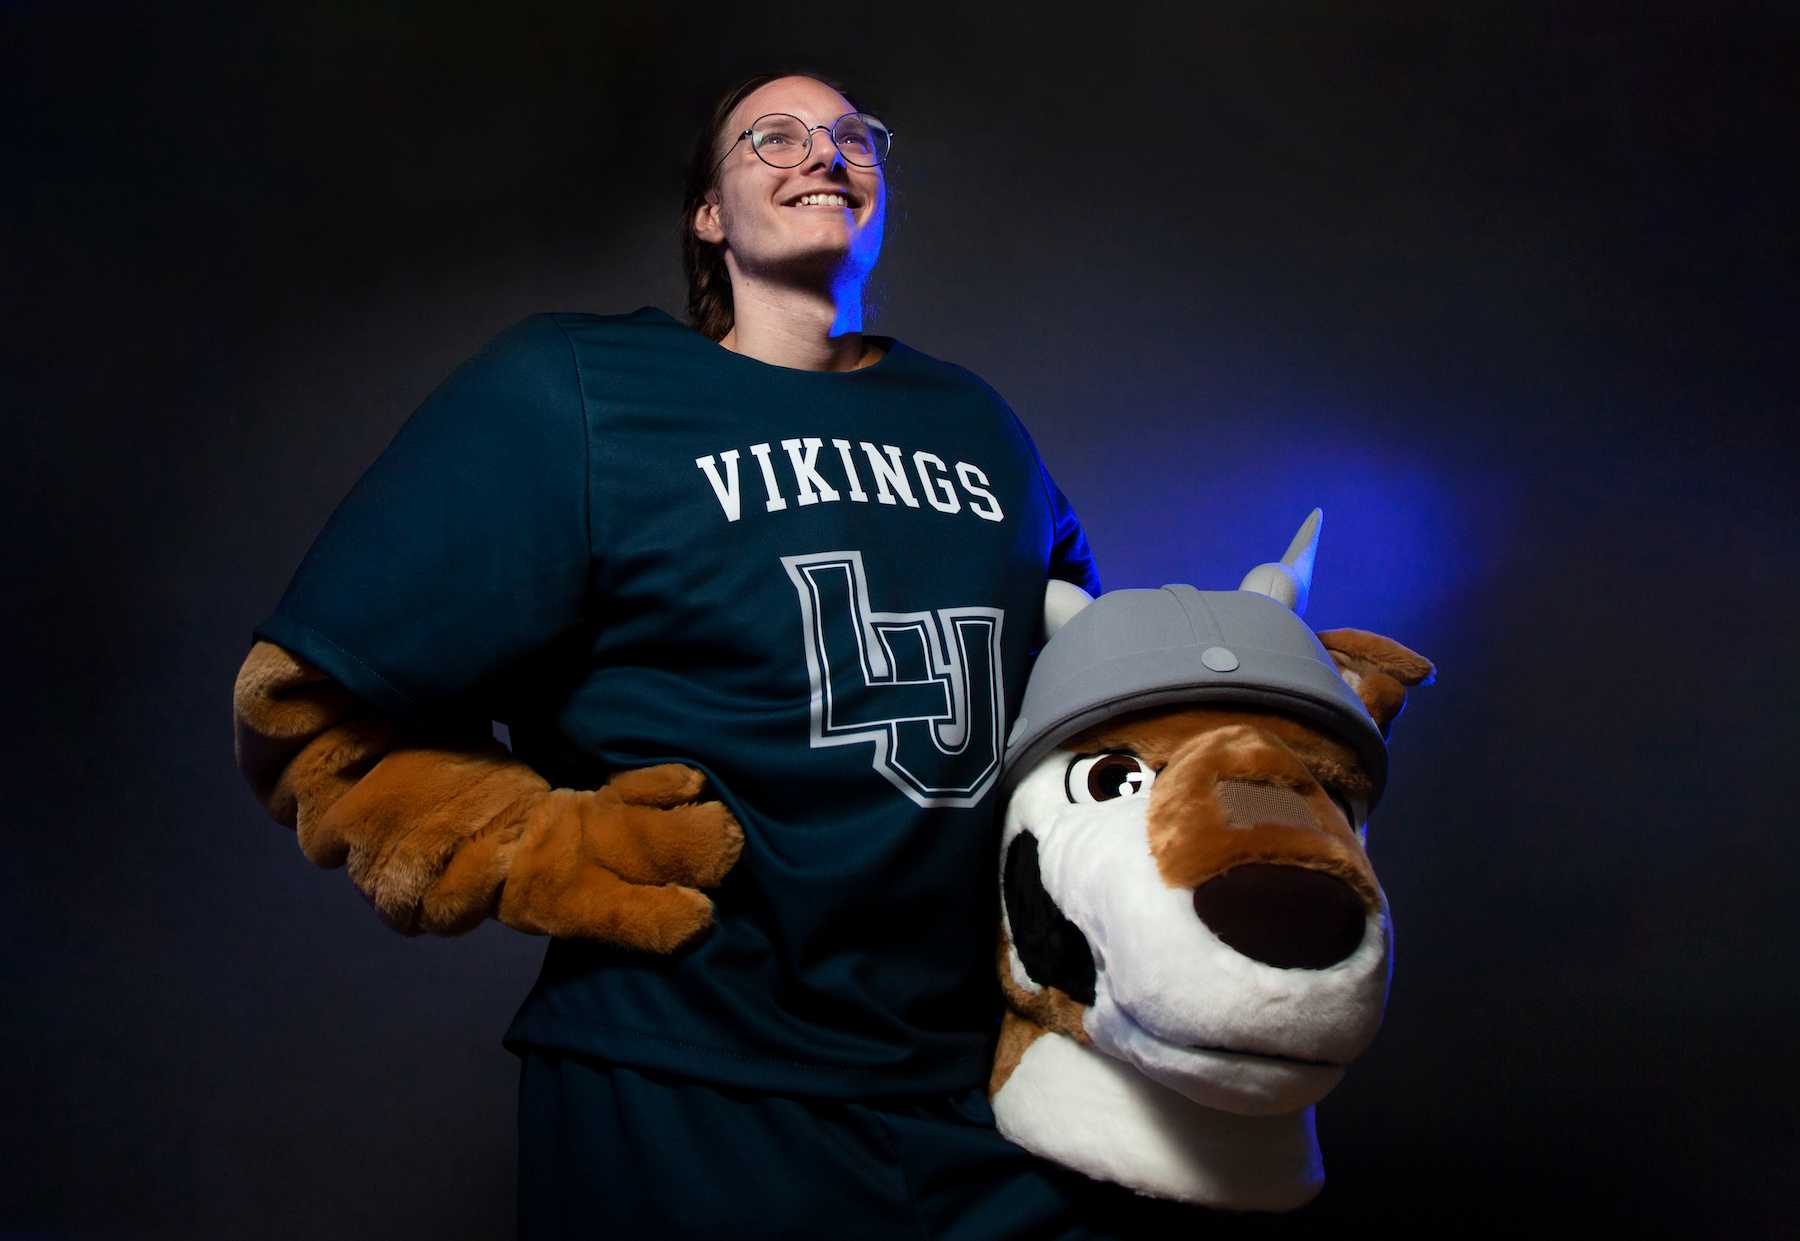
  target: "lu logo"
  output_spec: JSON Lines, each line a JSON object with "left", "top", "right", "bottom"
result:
{"left": 783, "top": 551, "right": 1006, "bottom": 808}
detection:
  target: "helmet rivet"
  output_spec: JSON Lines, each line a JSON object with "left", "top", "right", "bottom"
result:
{"left": 1201, "top": 646, "right": 1239, "bottom": 673}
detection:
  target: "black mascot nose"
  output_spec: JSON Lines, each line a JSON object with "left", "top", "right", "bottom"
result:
{"left": 1191, "top": 864, "right": 1366, "bottom": 969}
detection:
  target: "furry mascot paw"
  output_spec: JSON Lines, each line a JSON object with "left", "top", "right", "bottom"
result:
{"left": 232, "top": 641, "right": 743, "bottom": 951}
{"left": 990, "top": 510, "right": 1434, "bottom": 1212}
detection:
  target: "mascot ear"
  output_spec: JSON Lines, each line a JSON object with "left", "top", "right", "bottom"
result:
{"left": 1317, "top": 629, "right": 1436, "bottom": 736}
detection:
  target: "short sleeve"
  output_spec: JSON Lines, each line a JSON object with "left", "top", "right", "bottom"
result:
{"left": 1041, "top": 463, "right": 1102, "bottom": 597}
{"left": 252, "top": 315, "right": 590, "bottom": 721}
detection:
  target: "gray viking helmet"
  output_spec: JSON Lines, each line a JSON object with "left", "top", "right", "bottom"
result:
{"left": 1000, "top": 510, "right": 1391, "bottom": 803}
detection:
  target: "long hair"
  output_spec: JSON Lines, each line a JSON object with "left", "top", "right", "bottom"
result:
{"left": 679, "top": 70, "right": 867, "bottom": 342}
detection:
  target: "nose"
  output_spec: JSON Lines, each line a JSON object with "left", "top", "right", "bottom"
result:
{"left": 803, "top": 126, "right": 848, "bottom": 172}
{"left": 1191, "top": 864, "right": 1367, "bottom": 969}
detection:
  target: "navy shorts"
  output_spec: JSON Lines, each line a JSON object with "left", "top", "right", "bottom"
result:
{"left": 514, "top": 1048, "right": 1249, "bottom": 1239}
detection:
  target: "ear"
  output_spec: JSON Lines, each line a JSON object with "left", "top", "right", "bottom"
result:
{"left": 1316, "top": 628, "right": 1436, "bottom": 737}
{"left": 693, "top": 194, "right": 724, "bottom": 246}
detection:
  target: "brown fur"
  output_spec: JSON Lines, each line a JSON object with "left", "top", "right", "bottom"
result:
{"left": 1063, "top": 705, "right": 1378, "bottom": 899}
{"left": 1069, "top": 707, "right": 1375, "bottom": 804}
{"left": 233, "top": 641, "right": 368, "bottom": 813}
{"left": 990, "top": 1008, "right": 1048, "bottom": 1096}
{"left": 1138, "top": 721, "right": 1379, "bottom": 905}
{"left": 232, "top": 639, "right": 743, "bottom": 948}
{"left": 995, "top": 930, "right": 1093, "bottom": 1046}
{"left": 991, "top": 927, "right": 1092, "bottom": 1096}
{"left": 1316, "top": 629, "right": 1436, "bottom": 735}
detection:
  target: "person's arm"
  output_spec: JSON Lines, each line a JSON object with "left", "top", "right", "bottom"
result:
{"left": 233, "top": 316, "right": 740, "bottom": 949}
{"left": 233, "top": 640, "right": 740, "bottom": 948}
{"left": 1041, "top": 463, "right": 1102, "bottom": 598}
{"left": 998, "top": 397, "right": 1102, "bottom": 598}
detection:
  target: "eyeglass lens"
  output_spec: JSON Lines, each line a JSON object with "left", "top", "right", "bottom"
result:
{"left": 749, "top": 113, "right": 890, "bottom": 167}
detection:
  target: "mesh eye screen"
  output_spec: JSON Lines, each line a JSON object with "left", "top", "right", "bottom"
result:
{"left": 1215, "top": 779, "right": 1317, "bottom": 831}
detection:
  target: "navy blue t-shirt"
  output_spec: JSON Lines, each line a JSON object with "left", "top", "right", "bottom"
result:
{"left": 255, "top": 307, "right": 1100, "bottom": 1098}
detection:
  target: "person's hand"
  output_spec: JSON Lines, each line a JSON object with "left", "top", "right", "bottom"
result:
{"left": 318, "top": 755, "right": 745, "bottom": 952}
{"left": 485, "top": 763, "right": 744, "bottom": 951}
{"left": 234, "top": 640, "right": 743, "bottom": 952}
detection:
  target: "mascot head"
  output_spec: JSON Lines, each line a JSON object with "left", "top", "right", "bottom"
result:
{"left": 991, "top": 510, "right": 1435, "bottom": 1211}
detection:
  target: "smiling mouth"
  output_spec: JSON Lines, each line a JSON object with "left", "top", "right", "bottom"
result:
{"left": 783, "top": 193, "right": 857, "bottom": 210}
{"left": 1103, "top": 975, "right": 1344, "bottom": 1070}
{"left": 1185, "top": 1043, "right": 1341, "bottom": 1069}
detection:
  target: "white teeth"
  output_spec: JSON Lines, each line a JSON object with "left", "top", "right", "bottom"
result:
{"left": 791, "top": 193, "right": 850, "bottom": 208}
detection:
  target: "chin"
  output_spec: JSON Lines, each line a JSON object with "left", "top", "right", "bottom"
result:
{"left": 761, "top": 238, "right": 878, "bottom": 289}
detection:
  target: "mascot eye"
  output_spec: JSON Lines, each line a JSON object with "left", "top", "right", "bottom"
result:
{"left": 1066, "top": 753, "right": 1157, "bottom": 804}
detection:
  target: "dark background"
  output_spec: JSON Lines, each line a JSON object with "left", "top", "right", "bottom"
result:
{"left": 5, "top": 2, "right": 1795, "bottom": 1237}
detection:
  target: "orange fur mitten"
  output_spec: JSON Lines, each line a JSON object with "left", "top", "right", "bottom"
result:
{"left": 232, "top": 640, "right": 743, "bottom": 951}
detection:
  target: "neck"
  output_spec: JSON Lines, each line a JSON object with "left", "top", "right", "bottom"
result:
{"left": 991, "top": 1030, "right": 1325, "bottom": 1212}
{"left": 716, "top": 272, "right": 880, "bottom": 372}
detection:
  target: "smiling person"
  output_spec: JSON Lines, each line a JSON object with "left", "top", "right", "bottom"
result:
{"left": 231, "top": 70, "right": 1167, "bottom": 1237}
{"left": 689, "top": 80, "right": 887, "bottom": 371}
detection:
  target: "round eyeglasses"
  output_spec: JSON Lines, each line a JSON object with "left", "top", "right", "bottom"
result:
{"left": 713, "top": 111, "right": 895, "bottom": 176}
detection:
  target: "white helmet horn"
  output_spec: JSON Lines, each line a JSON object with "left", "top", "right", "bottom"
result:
{"left": 1043, "top": 578, "right": 1096, "bottom": 641}
{"left": 1237, "top": 508, "right": 1322, "bottom": 616}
